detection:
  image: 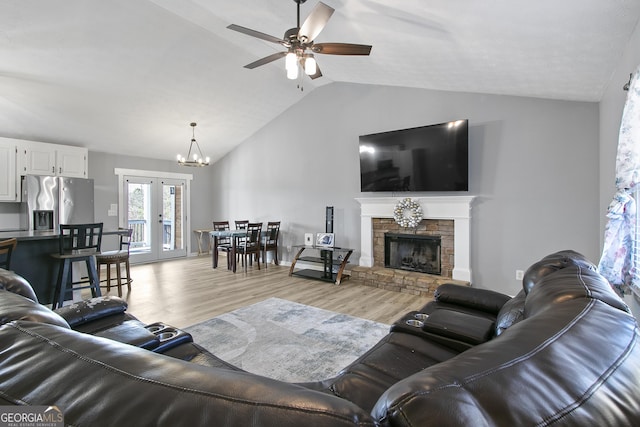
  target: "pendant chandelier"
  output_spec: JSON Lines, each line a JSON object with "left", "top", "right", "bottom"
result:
{"left": 177, "top": 122, "right": 210, "bottom": 167}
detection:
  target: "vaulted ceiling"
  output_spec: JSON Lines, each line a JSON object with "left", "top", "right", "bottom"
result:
{"left": 1, "top": 0, "right": 639, "bottom": 162}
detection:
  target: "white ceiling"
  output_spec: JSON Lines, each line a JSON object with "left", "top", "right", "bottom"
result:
{"left": 1, "top": 0, "right": 639, "bottom": 162}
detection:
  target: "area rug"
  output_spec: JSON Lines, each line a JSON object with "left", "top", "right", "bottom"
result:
{"left": 184, "top": 298, "right": 390, "bottom": 382}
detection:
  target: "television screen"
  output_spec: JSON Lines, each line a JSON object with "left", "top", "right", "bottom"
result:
{"left": 359, "top": 119, "right": 468, "bottom": 192}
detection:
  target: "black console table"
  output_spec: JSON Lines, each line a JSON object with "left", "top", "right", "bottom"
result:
{"left": 288, "top": 245, "right": 353, "bottom": 285}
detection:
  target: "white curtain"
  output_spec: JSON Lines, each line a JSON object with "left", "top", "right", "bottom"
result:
{"left": 599, "top": 66, "right": 640, "bottom": 295}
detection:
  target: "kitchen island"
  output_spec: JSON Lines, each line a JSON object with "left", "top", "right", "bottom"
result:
{"left": 0, "top": 229, "right": 121, "bottom": 305}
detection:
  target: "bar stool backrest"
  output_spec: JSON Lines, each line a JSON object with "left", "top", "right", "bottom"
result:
{"left": 117, "top": 228, "right": 133, "bottom": 253}
{"left": 0, "top": 238, "right": 17, "bottom": 270}
{"left": 59, "top": 223, "right": 103, "bottom": 255}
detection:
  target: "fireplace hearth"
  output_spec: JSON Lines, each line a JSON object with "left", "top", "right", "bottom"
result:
{"left": 385, "top": 233, "right": 441, "bottom": 275}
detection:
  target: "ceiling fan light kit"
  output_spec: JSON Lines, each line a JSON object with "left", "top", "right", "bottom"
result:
{"left": 286, "top": 51, "right": 298, "bottom": 79}
{"left": 304, "top": 54, "right": 317, "bottom": 76}
{"left": 227, "top": 0, "right": 371, "bottom": 82}
{"left": 177, "top": 122, "right": 210, "bottom": 167}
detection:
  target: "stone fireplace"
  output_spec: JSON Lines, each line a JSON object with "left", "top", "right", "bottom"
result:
{"left": 351, "top": 196, "right": 474, "bottom": 296}
{"left": 385, "top": 233, "right": 442, "bottom": 275}
{"left": 375, "top": 218, "right": 453, "bottom": 276}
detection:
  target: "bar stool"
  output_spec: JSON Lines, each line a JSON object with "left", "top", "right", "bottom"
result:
{"left": 51, "top": 223, "right": 103, "bottom": 309}
{"left": 96, "top": 228, "right": 133, "bottom": 297}
{"left": 0, "top": 238, "right": 17, "bottom": 270}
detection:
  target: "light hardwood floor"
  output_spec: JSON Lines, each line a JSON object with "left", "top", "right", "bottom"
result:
{"left": 104, "top": 254, "right": 433, "bottom": 329}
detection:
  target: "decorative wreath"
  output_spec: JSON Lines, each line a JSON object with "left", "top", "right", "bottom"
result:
{"left": 393, "top": 198, "right": 423, "bottom": 228}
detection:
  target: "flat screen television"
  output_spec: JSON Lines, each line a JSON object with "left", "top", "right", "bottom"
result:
{"left": 359, "top": 119, "right": 468, "bottom": 192}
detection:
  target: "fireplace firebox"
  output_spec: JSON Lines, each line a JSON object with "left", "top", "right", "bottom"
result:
{"left": 384, "top": 233, "right": 441, "bottom": 275}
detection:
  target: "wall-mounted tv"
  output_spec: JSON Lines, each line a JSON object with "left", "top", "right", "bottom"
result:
{"left": 359, "top": 119, "right": 468, "bottom": 192}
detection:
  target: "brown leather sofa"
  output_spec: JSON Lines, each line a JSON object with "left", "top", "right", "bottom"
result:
{"left": 0, "top": 250, "right": 639, "bottom": 426}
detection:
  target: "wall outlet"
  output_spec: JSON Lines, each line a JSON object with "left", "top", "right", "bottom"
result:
{"left": 515, "top": 270, "right": 524, "bottom": 281}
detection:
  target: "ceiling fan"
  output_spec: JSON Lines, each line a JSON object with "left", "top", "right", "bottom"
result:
{"left": 227, "top": 0, "right": 372, "bottom": 80}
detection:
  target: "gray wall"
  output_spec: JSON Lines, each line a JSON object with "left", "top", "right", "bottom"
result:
{"left": 88, "top": 151, "right": 214, "bottom": 252}
{"left": 210, "top": 83, "right": 599, "bottom": 295}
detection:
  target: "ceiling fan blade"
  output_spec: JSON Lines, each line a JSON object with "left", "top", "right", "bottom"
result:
{"left": 227, "top": 24, "right": 285, "bottom": 45}
{"left": 308, "top": 63, "right": 323, "bottom": 80}
{"left": 244, "top": 52, "right": 287, "bottom": 69}
{"left": 298, "top": 2, "right": 334, "bottom": 43}
{"left": 312, "top": 43, "right": 372, "bottom": 55}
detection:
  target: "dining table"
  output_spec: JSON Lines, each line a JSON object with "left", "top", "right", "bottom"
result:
{"left": 210, "top": 229, "right": 267, "bottom": 273}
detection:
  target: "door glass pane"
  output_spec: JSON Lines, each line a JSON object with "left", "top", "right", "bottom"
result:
{"left": 127, "top": 182, "right": 152, "bottom": 255}
{"left": 162, "top": 183, "right": 184, "bottom": 252}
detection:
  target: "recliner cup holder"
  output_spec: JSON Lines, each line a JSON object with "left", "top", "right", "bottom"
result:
{"left": 391, "top": 310, "right": 485, "bottom": 353}
{"left": 144, "top": 322, "right": 193, "bottom": 353}
{"left": 157, "top": 330, "right": 177, "bottom": 341}
{"left": 145, "top": 324, "right": 165, "bottom": 334}
{"left": 404, "top": 313, "right": 429, "bottom": 327}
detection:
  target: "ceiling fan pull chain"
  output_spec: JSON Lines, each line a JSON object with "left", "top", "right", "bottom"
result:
{"left": 298, "top": 64, "right": 304, "bottom": 91}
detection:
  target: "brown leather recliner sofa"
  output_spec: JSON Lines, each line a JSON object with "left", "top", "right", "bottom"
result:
{"left": 0, "top": 250, "right": 639, "bottom": 426}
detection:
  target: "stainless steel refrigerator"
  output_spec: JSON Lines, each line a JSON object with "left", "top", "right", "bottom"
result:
{"left": 20, "top": 176, "right": 95, "bottom": 231}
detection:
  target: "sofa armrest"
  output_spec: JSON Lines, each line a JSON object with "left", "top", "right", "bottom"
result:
{"left": 421, "top": 309, "right": 495, "bottom": 345}
{"left": 0, "top": 269, "right": 38, "bottom": 302}
{"left": 0, "top": 322, "right": 376, "bottom": 426}
{"left": 54, "top": 296, "right": 128, "bottom": 327}
{"left": 390, "top": 311, "right": 474, "bottom": 352}
{"left": 434, "top": 284, "right": 512, "bottom": 315}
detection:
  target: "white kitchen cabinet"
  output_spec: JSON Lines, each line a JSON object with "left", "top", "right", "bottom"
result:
{"left": 19, "top": 141, "right": 88, "bottom": 178}
{"left": 22, "top": 143, "right": 56, "bottom": 176}
{"left": 0, "top": 138, "right": 18, "bottom": 201}
{"left": 55, "top": 146, "right": 88, "bottom": 177}
{"left": 0, "top": 139, "right": 89, "bottom": 203}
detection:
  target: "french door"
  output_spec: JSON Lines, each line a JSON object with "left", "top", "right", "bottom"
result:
{"left": 124, "top": 175, "right": 187, "bottom": 263}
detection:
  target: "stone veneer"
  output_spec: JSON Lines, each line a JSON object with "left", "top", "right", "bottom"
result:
{"left": 350, "top": 218, "right": 468, "bottom": 297}
{"left": 349, "top": 266, "right": 468, "bottom": 297}
{"left": 372, "top": 218, "right": 454, "bottom": 276}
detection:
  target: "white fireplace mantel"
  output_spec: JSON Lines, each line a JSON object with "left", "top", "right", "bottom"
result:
{"left": 355, "top": 196, "right": 475, "bottom": 282}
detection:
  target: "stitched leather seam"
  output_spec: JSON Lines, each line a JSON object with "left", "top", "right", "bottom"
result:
{"left": 384, "top": 265, "right": 636, "bottom": 426}
{"left": 7, "top": 322, "right": 376, "bottom": 425}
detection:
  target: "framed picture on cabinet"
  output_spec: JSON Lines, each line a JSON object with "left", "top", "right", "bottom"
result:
{"left": 316, "top": 233, "right": 335, "bottom": 248}
{"left": 304, "top": 233, "right": 314, "bottom": 246}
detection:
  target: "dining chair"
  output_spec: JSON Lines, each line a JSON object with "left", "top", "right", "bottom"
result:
{"left": 96, "top": 228, "right": 133, "bottom": 297}
{"left": 235, "top": 220, "right": 249, "bottom": 230}
{"left": 261, "top": 221, "right": 280, "bottom": 268}
{"left": 0, "top": 238, "right": 17, "bottom": 271}
{"left": 213, "top": 221, "right": 233, "bottom": 269}
{"left": 235, "top": 222, "right": 262, "bottom": 272}
{"left": 51, "top": 223, "right": 103, "bottom": 309}
{"left": 233, "top": 220, "right": 250, "bottom": 267}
